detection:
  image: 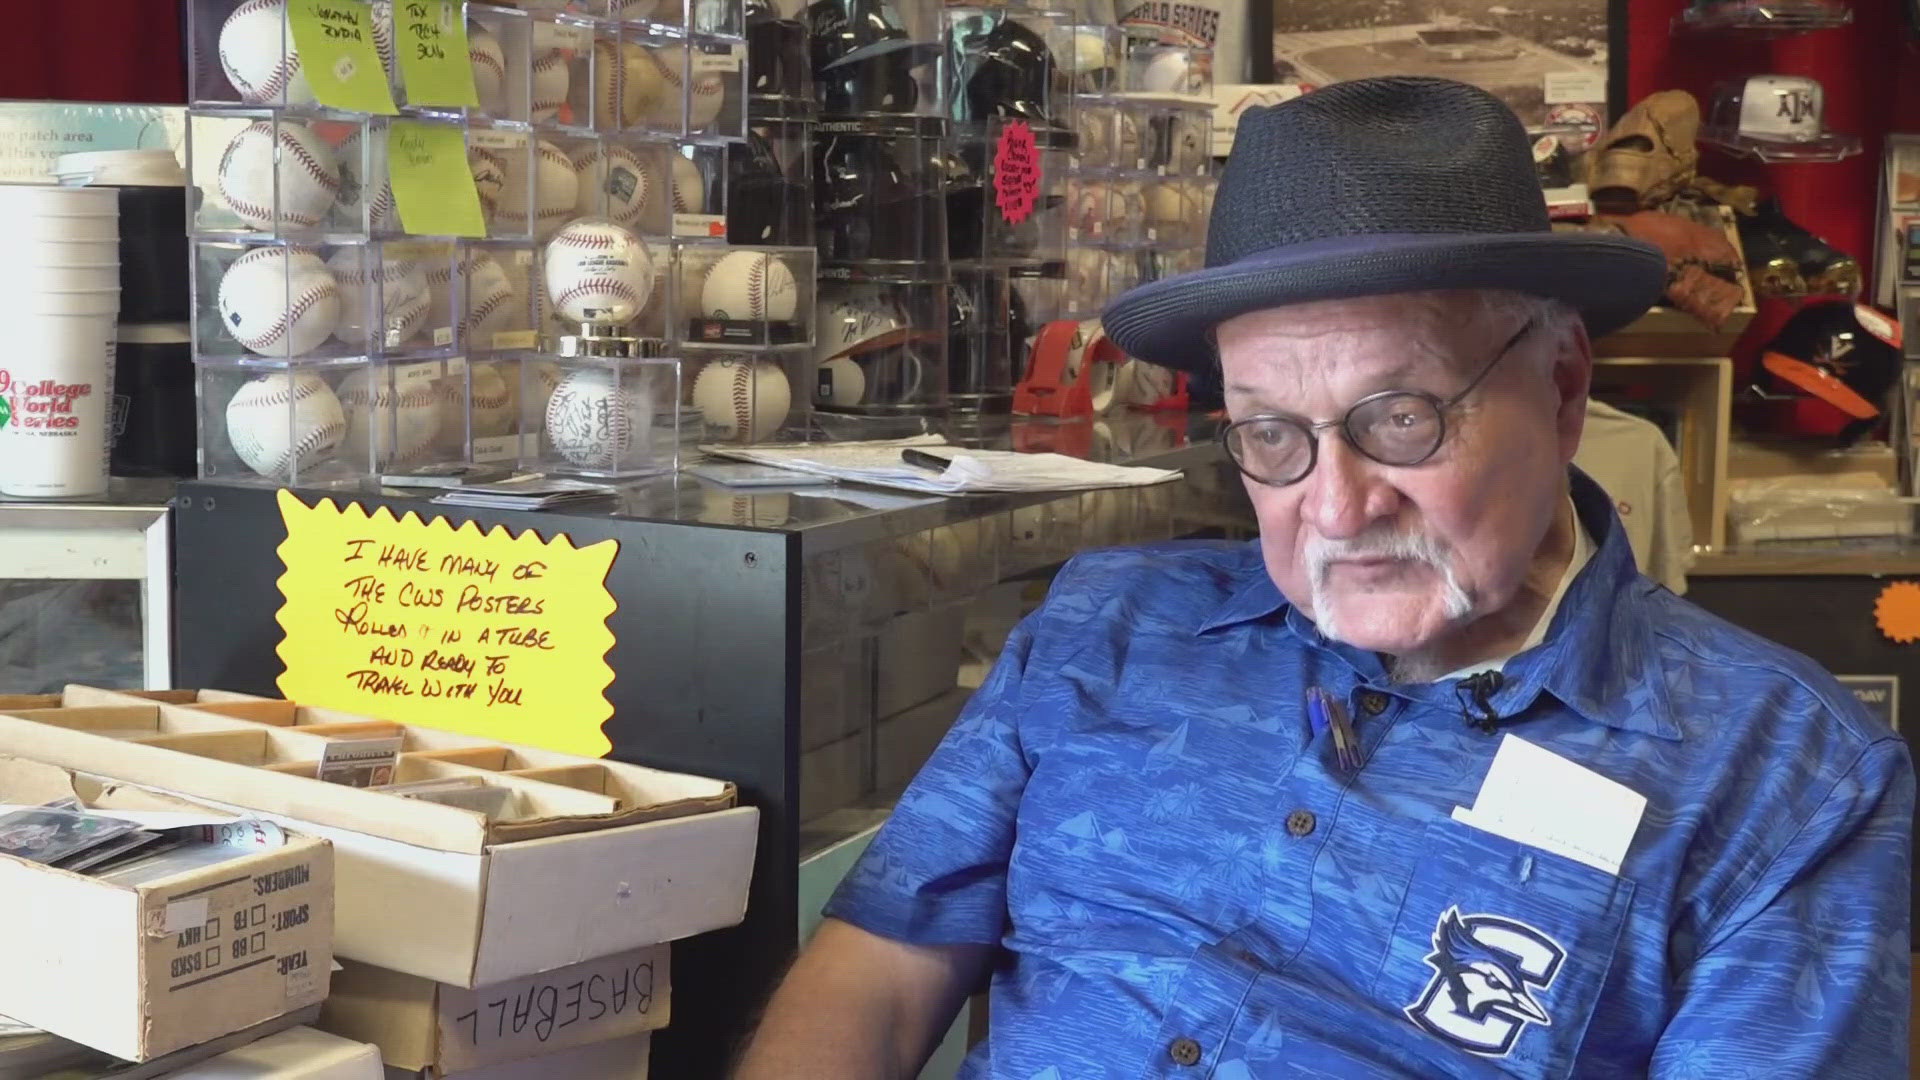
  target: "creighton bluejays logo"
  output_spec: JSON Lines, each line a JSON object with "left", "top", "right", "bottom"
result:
{"left": 1406, "top": 907, "right": 1564, "bottom": 1056}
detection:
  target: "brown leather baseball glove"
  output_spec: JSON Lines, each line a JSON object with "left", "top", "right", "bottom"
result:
{"left": 1597, "top": 210, "right": 1745, "bottom": 329}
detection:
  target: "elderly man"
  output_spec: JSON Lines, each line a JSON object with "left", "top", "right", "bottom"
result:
{"left": 737, "top": 78, "right": 1912, "bottom": 1078}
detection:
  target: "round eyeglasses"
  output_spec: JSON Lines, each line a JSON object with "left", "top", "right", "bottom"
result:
{"left": 1219, "top": 318, "right": 1538, "bottom": 488}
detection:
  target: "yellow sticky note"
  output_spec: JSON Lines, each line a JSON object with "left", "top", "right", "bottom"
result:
{"left": 274, "top": 491, "right": 620, "bottom": 757}
{"left": 394, "top": 0, "right": 478, "bottom": 108}
{"left": 386, "top": 120, "right": 486, "bottom": 236}
{"left": 286, "top": 0, "right": 399, "bottom": 115}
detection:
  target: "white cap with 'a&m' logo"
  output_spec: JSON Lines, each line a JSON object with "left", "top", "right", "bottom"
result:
{"left": 1723, "top": 74, "right": 1827, "bottom": 143}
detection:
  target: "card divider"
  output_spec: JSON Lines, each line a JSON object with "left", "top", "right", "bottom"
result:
{"left": 403, "top": 746, "right": 516, "bottom": 770}
{"left": 393, "top": 754, "right": 620, "bottom": 817}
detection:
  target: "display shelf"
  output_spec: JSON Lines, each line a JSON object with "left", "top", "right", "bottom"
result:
{"left": 1672, "top": 0, "right": 1853, "bottom": 35}
{"left": 1701, "top": 128, "right": 1863, "bottom": 164}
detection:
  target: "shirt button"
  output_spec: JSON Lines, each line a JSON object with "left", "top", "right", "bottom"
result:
{"left": 1168, "top": 1037, "right": 1202, "bottom": 1066}
{"left": 1359, "top": 690, "right": 1390, "bottom": 716}
{"left": 1285, "top": 809, "right": 1316, "bottom": 837}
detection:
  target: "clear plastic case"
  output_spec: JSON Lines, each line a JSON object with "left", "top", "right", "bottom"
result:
{"left": 814, "top": 120, "right": 951, "bottom": 281}
{"left": 521, "top": 351, "right": 682, "bottom": 476}
{"left": 680, "top": 245, "right": 815, "bottom": 347}
{"left": 685, "top": 351, "right": 800, "bottom": 443}
{"left": 195, "top": 357, "right": 370, "bottom": 485}
{"left": 727, "top": 112, "right": 813, "bottom": 246}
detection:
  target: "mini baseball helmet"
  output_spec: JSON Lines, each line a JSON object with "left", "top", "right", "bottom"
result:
{"left": 1754, "top": 300, "right": 1904, "bottom": 443}
{"left": 947, "top": 13, "right": 1057, "bottom": 126}
{"left": 813, "top": 133, "right": 945, "bottom": 263}
{"left": 727, "top": 130, "right": 810, "bottom": 246}
{"left": 815, "top": 284, "right": 915, "bottom": 365}
{"left": 746, "top": 1, "right": 809, "bottom": 101}
{"left": 808, "top": 0, "right": 938, "bottom": 115}
{"left": 1708, "top": 74, "right": 1832, "bottom": 143}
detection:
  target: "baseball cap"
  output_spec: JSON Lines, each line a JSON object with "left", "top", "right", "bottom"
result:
{"left": 1710, "top": 75, "right": 1829, "bottom": 143}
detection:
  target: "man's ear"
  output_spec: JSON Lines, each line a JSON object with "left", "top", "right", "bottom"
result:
{"left": 1551, "top": 322, "right": 1593, "bottom": 462}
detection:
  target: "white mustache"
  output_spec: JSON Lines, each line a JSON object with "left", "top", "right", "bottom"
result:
{"left": 1306, "top": 530, "right": 1473, "bottom": 640}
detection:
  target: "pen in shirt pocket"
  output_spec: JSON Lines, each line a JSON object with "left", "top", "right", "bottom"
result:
{"left": 1306, "top": 687, "right": 1359, "bottom": 771}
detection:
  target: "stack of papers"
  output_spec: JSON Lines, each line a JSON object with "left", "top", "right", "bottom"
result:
{"left": 432, "top": 475, "right": 619, "bottom": 510}
{"left": 701, "top": 436, "right": 1183, "bottom": 495}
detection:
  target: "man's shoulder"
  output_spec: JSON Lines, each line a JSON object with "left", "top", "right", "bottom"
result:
{"left": 1637, "top": 585, "right": 1896, "bottom": 751}
{"left": 1042, "top": 540, "right": 1269, "bottom": 630}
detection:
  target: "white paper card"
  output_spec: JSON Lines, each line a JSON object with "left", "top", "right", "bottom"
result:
{"left": 1451, "top": 735, "right": 1644, "bottom": 875}
{"left": 1544, "top": 71, "right": 1606, "bottom": 106}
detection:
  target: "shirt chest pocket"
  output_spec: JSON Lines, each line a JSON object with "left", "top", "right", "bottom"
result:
{"left": 1371, "top": 819, "right": 1636, "bottom": 1080}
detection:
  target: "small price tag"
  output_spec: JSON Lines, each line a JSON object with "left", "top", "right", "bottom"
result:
{"left": 491, "top": 329, "right": 538, "bottom": 350}
{"left": 396, "top": 0, "right": 478, "bottom": 107}
{"left": 673, "top": 212, "right": 726, "bottom": 237}
{"left": 387, "top": 120, "right": 486, "bottom": 236}
{"left": 433, "top": 326, "right": 455, "bottom": 347}
{"left": 286, "top": 0, "right": 399, "bottom": 114}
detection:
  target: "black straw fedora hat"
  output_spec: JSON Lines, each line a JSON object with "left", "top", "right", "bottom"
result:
{"left": 1102, "top": 77, "right": 1667, "bottom": 374}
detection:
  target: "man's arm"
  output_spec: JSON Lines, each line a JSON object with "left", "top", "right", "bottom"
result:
{"left": 1652, "top": 739, "right": 1914, "bottom": 1077}
{"left": 734, "top": 919, "right": 992, "bottom": 1080}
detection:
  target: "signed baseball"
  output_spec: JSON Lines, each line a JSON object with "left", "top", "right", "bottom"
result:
{"left": 545, "top": 367, "right": 650, "bottom": 469}
{"left": 333, "top": 126, "right": 399, "bottom": 233}
{"left": 495, "top": 138, "right": 578, "bottom": 238}
{"left": 217, "top": 247, "right": 341, "bottom": 357}
{"left": 469, "top": 145, "right": 507, "bottom": 220}
{"left": 224, "top": 370, "right": 346, "bottom": 478}
{"left": 636, "top": 45, "right": 727, "bottom": 130}
{"left": 700, "top": 250, "right": 797, "bottom": 322}
{"left": 216, "top": 119, "right": 339, "bottom": 231}
{"left": 692, "top": 358, "right": 791, "bottom": 442}
{"left": 544, "top": 220, "right": 656, "bottom": 327}
{"left": 218, "top": 0, "right": 313, "bottom": 105}
{"left": 325, "top": 250, "right": 430, "bottom": 349}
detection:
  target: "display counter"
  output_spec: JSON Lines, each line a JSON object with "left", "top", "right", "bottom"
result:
{"left": 169, "top": 410, "right": 1245, "bottom": 1077}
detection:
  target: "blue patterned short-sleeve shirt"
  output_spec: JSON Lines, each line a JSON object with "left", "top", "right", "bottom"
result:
{"left": 827, "top": 471, "right": 1914, "bottom": 1079}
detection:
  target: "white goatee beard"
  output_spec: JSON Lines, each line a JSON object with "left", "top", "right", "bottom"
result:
{"left": 1306, "top": 530, "right": 1472, "bottom": 644}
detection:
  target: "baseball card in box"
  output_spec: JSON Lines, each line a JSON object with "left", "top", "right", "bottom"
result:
{"left": 682, "top": 245, "right": 813, "bottom": 348}
{"left": 196, "top": 357, "right": 370, "bottom": 486}
{"left": 524, "top": 353, "right": 682, "bottom": 477}
{"left": 322, "top": 945, "right": 667, "bottom": 1075}
{"left": 0, "top": 755, "right": 334, "bottom": 1062}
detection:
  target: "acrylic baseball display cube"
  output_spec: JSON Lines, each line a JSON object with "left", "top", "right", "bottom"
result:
{"left": 940, "top": 5, "right": 1071, "bottom": 132}
{"left": 440, "top": 4, "right": 536, "bottom": 122}
{"left": 686, "top": 351, "right": 799, "bottom": 444}
{"left": 189, "top": 112, "right": 368, "bottom": 238}
{"left": 447, "top": 241, "right": 553, "bottom": 353}
{"left": 334, "top": 358, "right": 470, "bottom": 475}
{"left": 521, "top": 354, "right": 681, "bottom": 477}
{"left": 1144, "top": 176, "right": 1207, "bottom": 247}
{"left": 1126, "top": 43, "right": 1211, "bottom": 96}
{"left": 948, "top": 266, "right": 1015, "bottom": 412}
{"left": 543, "top": 220, "right": 671, "bottom": 342}
{"left": 464, "top": 353, "right": 533, "bottom": 462}
{"left": 947, "top": 122, "right": 1069, "bottom": 265}
{"left": 470, "top": 129, "right": 582, "bottom": 240}
{"left": 808, "top": 280, "right": 948, "bottom": 423}
{"left": 680, "top": 245, "right": 813, "bottom": 347}
{"left": 674, "top": 142, "right": 729, "bottom": 240}
{"left": 814, "top": 122, "right": 951, "bottom": 277}
{"left": 189, "top": 0, "right": 396, "bottom": 108}
{"left": 567, "top": 135, "right": 681, "bottom": 239}
{"left": 196, "top": 241, "right": 370, "bottom": 362}
{"left": 195, "top": 357, "right": 369, "bottom": 485}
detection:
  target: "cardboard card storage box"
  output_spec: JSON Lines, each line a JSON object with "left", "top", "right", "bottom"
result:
{"left": 322, "top": 945, "right": 668, "bottom": 1075}
{"left": 383, "top": 1032, "right": 651, "bottom": 1080}
{"left": 0, "top": 687, "right": 758, "bottom": 987}
{"left": 0, "top": 756, "right": 333, "bottom": 1062}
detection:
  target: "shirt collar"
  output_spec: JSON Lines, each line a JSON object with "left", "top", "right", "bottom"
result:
{"left": 1194, "top": 468, "right": 1681, "bottom": 740}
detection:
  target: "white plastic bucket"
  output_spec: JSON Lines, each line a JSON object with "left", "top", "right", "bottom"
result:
{"left": 0, "top": 289, "right": 121, "bottom": 317}
{"left": 19, "top": 240, "right": 120, "bottom": 266}
{"left": 5, "top": 266, "right": 120, "bottom": 291}
{"left": 0, "top": 184, "right": 118, "bottom": 214}
{"left": 4, "top": 216, "right": 119, "bottom": 241}
{"left": 0, "top": 308, "right": 118, "bottom": 498}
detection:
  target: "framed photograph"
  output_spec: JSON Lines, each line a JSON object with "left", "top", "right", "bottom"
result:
{"left": 1268, "top": 0, "right": 1624, "bottom": 130}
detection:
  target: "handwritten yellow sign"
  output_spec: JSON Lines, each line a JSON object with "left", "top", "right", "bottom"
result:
{"left": 274, "top": 491, "right": 620, "bottom": 756}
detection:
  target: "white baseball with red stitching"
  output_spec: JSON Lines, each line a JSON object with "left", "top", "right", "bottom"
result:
{"left": 469, "top": 360, "right": 518, "bottom": 438}
{"left": 217, "top": 247, "right": 342, "bottom": 357}
{"left": 224, "top": 371, "right": 346, "bottom": 479}
{"left": 691, "top": 358, "right": 791, "bottom": 442}
{"left": 669, "top": 153, "right": 705, "bottom": 214}
{"left": 469, "top": 146, "right": 507, "bottom": 220}
{"left": 543, "top": 219, "right": 656, "bottom": 327}
{"left": 637, "top": 45, "right": 729, "bottom": 131}
{"left": 334, "top": 126, "right": 399, "bottom": 233}
{"left": 218, "top": 0, "right": 314, "bottom": 105}
{"left": 217, "top": 120, "right": 340, "bottom": 231}
{"left": 700, "top": 250, "right": 797, "bottom": 322}
{"left": 531, "top": 50, "right": 570, "bottom": 121}
{"left": 325, "top": 251, "right": 431, "bottom": 348}
{"left": 469, "top": 24, "right": 508, "bottom": 114}
{"left": 334, "top": 366, "right": 445, "bottom": 469}
{"left": 545, "top": 368, "right": 649, "bottom": 469}
{"left": 496, "top": 139, "right": 580, "bottom": 238}
{"left": 572, "top": 143, "right": 654, "bottom": 229}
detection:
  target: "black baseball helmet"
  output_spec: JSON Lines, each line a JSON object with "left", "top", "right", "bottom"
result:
{"left": 808, "top": 0, "right": 938, "bottom": 115}
{"left": 1758, "top": 300, "right": 1904, "bottom": 443}
{"left": 814, "top": 132, "right": 945, "bottom": 264}
{"left": 746, "top": 4, "right": 809, "bottom": 100}
{"left": 727, "top": 130, "right": 810, "bottom": 246}
{"left": 948, "top": 13, "right": 1056, "bottom": 126}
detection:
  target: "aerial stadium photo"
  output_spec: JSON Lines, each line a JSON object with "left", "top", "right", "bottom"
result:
{"left": 1271, "top": 0, "right": 1610, "bottom": 126}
